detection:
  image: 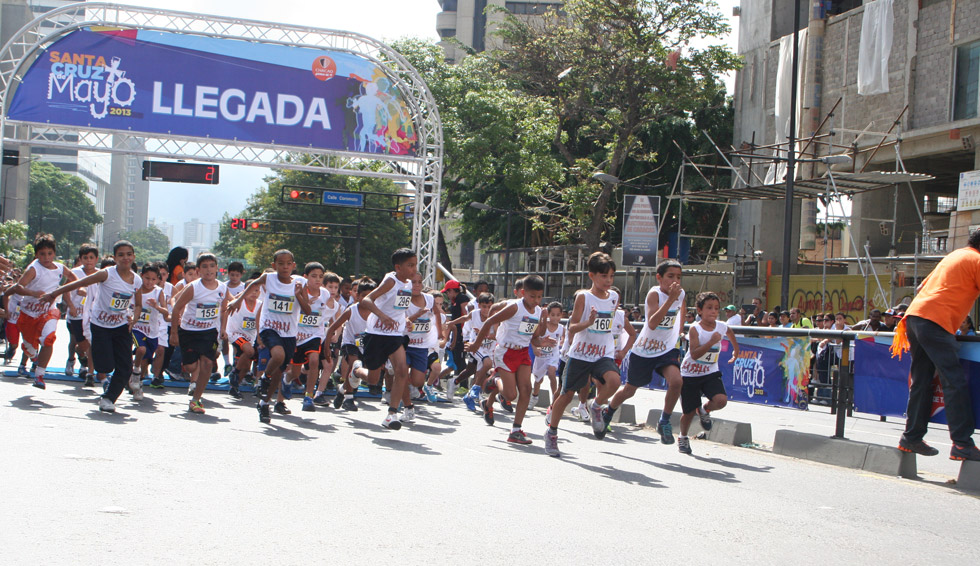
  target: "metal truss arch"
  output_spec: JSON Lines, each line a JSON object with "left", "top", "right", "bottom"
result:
{"left": 0, "top": 2, "right": 443, "bottom": 284}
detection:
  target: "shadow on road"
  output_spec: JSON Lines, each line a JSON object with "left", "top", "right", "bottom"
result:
{"left": 8, "top": 395, "right": 55, "bottom": 411}
{"left": 168, "top": 412, "right": 231, "bottom": 424}
{"left": 693, "top": 455, "right": 774, "bottom": 473}
{"left": 354, "top": 431, "right": 440, "bottom": 455}
{"left": 281, "top": 414, "right": 338, "bottom": 434}
{"left": 606, "top": 452, "right": 741, "bottom": 483}
{"left": 558, "top": 456, "right": 666, "bottom": 488}
{"left": 86, "top": 409, "right": 137, "bottom": 423}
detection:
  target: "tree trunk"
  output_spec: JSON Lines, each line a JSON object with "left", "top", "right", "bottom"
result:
{"left": 437, "top": 225, "right": 453, "bottom": 274}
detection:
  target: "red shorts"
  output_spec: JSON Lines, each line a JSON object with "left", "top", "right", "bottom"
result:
{"left": 493, "top": 345, "right": 531, "bottom": 374}
{"left": 16, "top": 308, "right": 60, "bottom": 350}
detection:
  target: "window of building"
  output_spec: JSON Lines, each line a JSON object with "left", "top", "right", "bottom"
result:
{"left": 953, "top": 41, "right": 980, "bottom": 121}
{"left": 505, "top": 2, "right": 563, "bottom": 16}
{"left": 440, "top": 0, "right": 458, "bottom": 11}
{"left": 438, "top": 28, "right": 456, "bottom": 38}
{"left": 459, "top": 240, "right": 475, "bottom": 268}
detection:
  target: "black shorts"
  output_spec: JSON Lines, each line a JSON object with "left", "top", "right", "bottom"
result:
{"left": 292, "top": 338, "right": 322, "bottom": 365}
{"left": 340, "top": 343, "right": 362, "bottom": 359}
{"left": 178, "top": 328, "right": 219, "bottom": 364}
{"left": 680, "top": 371, "right": 727, "bottom": 414}
{"left": 560, "top": 357, "right": 620, "bottom": 394}
{"left": 259, "top": 329, "right": 296, "bottom": 369}
{"left": 361, "top": 333, "right": 408, "bottom": 371}
{"left": 68, "top": 318, "right": 86, "bottom": 343}
{"left": 626, "top": 349, "right": 680, "bottom": 388}
{"left": 232, "top": 337, "right": 257, "bottom": 360}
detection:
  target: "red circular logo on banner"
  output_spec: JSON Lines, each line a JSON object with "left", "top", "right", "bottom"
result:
{"left": 312, "top": 56, "right": 337, "bottom": 81}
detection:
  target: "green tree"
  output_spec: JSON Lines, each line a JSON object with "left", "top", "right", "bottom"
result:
{"left": 118, "top": 224, "right": 171, "bottom": 264}
{"left": 27, "top": 161, "right": 102, "bottom": 256}
{"left": 214, "top": 165, "right": 410, "bottom": 279}
{"left": 493, "top": 0, "right": 740, "bottom": 249}
{"left": 0, "top": 219, "right": 31, "bottom": 266}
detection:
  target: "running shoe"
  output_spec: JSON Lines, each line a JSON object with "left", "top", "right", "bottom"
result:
{"left": 223, "top": 365, "right": 233, "bottom": 377}
{"left": 423, "top": 385, "right": 438, "bottom": 403}
{"left": 149, "top": 375, "right": 165, "bottom": 389}
{"left": 950, "top": 444, "right": 980, "bottom": 461}
{"left": 657, "top": 420, "right": 675, "bottom": 445}
{"left": 677, "top": 435, "right": 692, "bottom": 455}
{"left": 484, "top": 377, "right": 497, "bottom": 395}
{"left": 279, "top": 379, "right": 293, "bottom": 400}
{"left": 898, "top": 436, "right": 939, "bottom": 456}
{"left": 368, "top": 383, "right": 383, "bottom": 395}
{"left": 481, "top": 399, "right": 495, "bottom": 426}
{"left": 697, "top": 406, "right": 713, "bottom": 431}
{"left": 331, "top": 391, "right": 345, "bottom": 409}
{"left": 65, "top": 359, "right": 75, "bottom": 377}
{"left": 544, "top": 428, "right": 560, "bottom": 457}
{"left": 312, "top": 391, "right": 332, "bottom": 406}
{"left": 102, "top": 378, "right": 110, "bottom": 394}
{"left": 401, "top": 406, "right": 416, "bottom": 423}
{"left": 528, "top": 395, "right": 539, "bottom": 410}
{"left": 229, "top": 384, "right": 242, "bottom": 399}
{"left": 507, "top": 430, "right": 532, "bottom": 445}
{"left": 209, "top": 372, "right": 221, "bottom": 383}
{"left": 382, "top": 391, "right": 390, "bottom": 405}
{"left": 342, "top": 398, "right": 358, "bottom": 412}
{"left": 545, "top": 406, "right": 552, "bottom": 427}
{"left": 302, "top": 396, "right": 316, "bottom": 412}
{"left": 499, "top": 398, "right": 514, "bottom": 413}
{"left": 257, "top": 402, "right": 271, "bottom": 423}
{"left": 132, "top": 382, "right": 144, "bottom": 402}
{"left": 462, "top": 390, "right": 477, "bottom": 412}
{"left": 187, "top": 382, "right": 195, "bottom": 396}
{"left": 98, "top": 396, "right": 115, "bottom": 413}
{"left": 602, "top": 406, "right": 616, "bottom": 427}
{"left": 129, "top": 374, "right": 142, "bottom": 393}
{"left": 455, "top": 386, "right": 469, "bottom": 396}
{"left": 32, "top": 375, "right": 46, "bottom": 390}
{"left": 589, "top": 401, "right": 604, "bottom": 434}
{"left": 574, "top": 404, "right": 590, "bottom": 422}
{"left": 16, "top": 366, "right": 28, "bottom": 377}
{"left": 412, "top": 387, "right": 426, "bottom": 402}
{"left": 382, "top": 412, "right": 402, "bottom": 430}
{"left": 274, "top": 401, "right": 291, "bottom": 415}
{"left": 83, "top": 374, "right": 95, "bottom": 388}
{"left": 189, "top": 399, "right": 205, "bottom": 414}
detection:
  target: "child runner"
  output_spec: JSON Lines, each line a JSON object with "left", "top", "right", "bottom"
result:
{"left": 468, "top": 274, "right": 554, "bottom": 445}
{"left": 423, "top": 290, "right": 447, "bottom": 401}
{"left": 530, "top": 301, "right": 564, "bottom": 410}
{"left": 315, "top": 271, "right": 343, "bottom": 404}
{"left": 169, "top": 253, "right": 229, "bottom": 414}
{"left": 149, "top": 261, "right": 174, "bottom": 389}
{"left": 286, "top": 263, "right": 335, "bottom": 413}
{"left": 131, "top": 264, "right": 168, "bottom": 398}
{"left": 403, "top": 273, "right": 442, "bottom": 421}
{"left": 322, "top": 277, "right": 376, "bottom": 410}
{"left": 42, "top": 241, "right": 143, "bottom": 412}
{"left": 9, "top": 234, "right": 78, "bottom": 389}
{"left": 452, "top": 292, "right": 497, "bottom": 411}
{"left": 221, "top": 281, "right": 261, "bottom": 399}
{"left": 349, "top": 248, "right": 417, "bottom": 430}
{"left": 220, "top": 261, "right": 247, "bottom": 375}
{"left": 676, "top": 291, "right": 739, "bottom": 454}
{"left": 603, "top": 260, "right": 686, "bottom": 443}
{"left": 543, "top": 252, "right": 621, "bottom": 456}
{"left": 227, "top": 249, "right": 310, "bottom": 424}
{"left": 64, "top": 243, "right": 99, "bottom": 383}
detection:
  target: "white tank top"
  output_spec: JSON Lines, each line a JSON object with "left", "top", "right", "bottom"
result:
{"left": 66, "top": 266, "right": 91, "bottom": 321}
{"left": 297, "top": 287, "right": 329, "bottom": 345}
{"left": 20, "top": 259, "right": 66, "bottom": 317}
{"left": 156, "top": 282, "right": 173, "bottom": 337}
{"left": 465, "top": 307, "right": 496, "bottom": 355}
{"left": 259, "top": 274, "right": 302, "bottom": 338}
{"left": 226, "top": 281, "right": 247, "bottom": 298}
{"left": 632, "top": 287, "right": 686, "bottom": 358}
{"left": 567, "top": 290, "right": 619, "bottom": 362}
{"left": 612, "top": 309, "right": 627, "bottom": 350}
{"left": 538, "top": 323, "right": 565, "bottom": 360}
{"left": 495, "top": 298, "right": 542, "bottom": 350}
{"left": 407, "top": 294, "right": 437, "bottom": 349}
{"left": 366, "top": 272, "right": 412, "bottom": 337}
{"left": 7, "top": 295, "right": 21, "bottom": 324}
{"left": 133, "top": 287, "right": 164, "bottom": 336}
{"left": 90, "top": 266, "right": 142, "bottom": 329}
{"left": 341, "top": 303, "right": 369, "bottom": 348}
{"left": 179, "top": 279, "right": 227, "bottom": 331}
{"left": 680, "top": 320, "right": 729, "bottom": 377}
{"left": 228, "top": 298, "right": 260, "bottom": 342}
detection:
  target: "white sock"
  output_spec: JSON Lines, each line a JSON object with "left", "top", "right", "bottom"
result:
{"left": 222, "top": 354, "right": 231, "bottom": 365}
{"left": 35, "top": 367, "right": 45, "bottom": 378}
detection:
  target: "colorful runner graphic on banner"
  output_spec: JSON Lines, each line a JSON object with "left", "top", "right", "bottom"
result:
{"left": 622, "top": 335, "right": 811, "bottom": 410}
{"left": 7, "top": 28, "right": 418, "bottom": 156}
{"left": 853, "top": 335, "right": 980, "bottom": 426}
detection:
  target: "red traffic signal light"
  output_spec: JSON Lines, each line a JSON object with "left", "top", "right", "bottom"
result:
{"left": 290, "top": 189, "right": 300, "bottom": 199}
{"left": 249, "top": 221, "right": 271, "bottom": 232}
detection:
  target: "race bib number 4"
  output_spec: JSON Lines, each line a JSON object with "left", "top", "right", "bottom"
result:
{"left": 195, "top": 303, "right": 218, "bottom": 321}
{"left": 658, "top": 310, "right": 678, "bottom": 329}
{"left": 697, "top": 347, "right": 720, "bottom": 365}
{"left": 299, "top": 313, "right": 321, "bottom": 327}
{"left": 268, "top": 294, "right": 295, "bottom": 314}
{"left": 589, "top": 311, "right": 613, "bottom": 333}
{"left": 394, "top": 291, "right": 412, "bottom": 310}
{"left": 518, "top": 317, "right": 539, "bottom": 336}
{"left": 109, "top": 292, "right": 132, "bottom": 312}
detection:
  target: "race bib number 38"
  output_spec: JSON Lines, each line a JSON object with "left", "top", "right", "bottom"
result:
{"left": 518, "top": 317, "right": 539, "bottom": 336}
{"left": 268, "top": 294, "right": 295, "bottom": 314}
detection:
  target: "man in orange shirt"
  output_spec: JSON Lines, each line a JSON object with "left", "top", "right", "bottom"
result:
{"left": 895, "top": 231, "right": 980, "bottom": 461}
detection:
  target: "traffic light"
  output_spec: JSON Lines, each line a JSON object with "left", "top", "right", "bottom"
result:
{"left": 230, "top": 218, "right": 246, "bottom": 230}
{"left": 309, "top": 225, "right": 330, "bottom": 235}
{"left": 250, "top": 220, "right": 271, "bottom": 232}
{"left": 284, "top": 188, "right": 319, "bottom": 203}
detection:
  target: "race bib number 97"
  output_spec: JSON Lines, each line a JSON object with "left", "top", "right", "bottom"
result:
{"left": 109, "top": 292, "right": 132, "bottom": 312}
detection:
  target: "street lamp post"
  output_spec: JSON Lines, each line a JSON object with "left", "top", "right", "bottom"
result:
{"left": 470, "top": 201, "right": 513, "bottom": 293}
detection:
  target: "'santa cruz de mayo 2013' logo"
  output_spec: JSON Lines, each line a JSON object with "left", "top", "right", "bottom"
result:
{"left": 46, "top": 50, "right": 136, "bottom": 119}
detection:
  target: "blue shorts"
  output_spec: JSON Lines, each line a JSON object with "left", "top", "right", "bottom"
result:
{"left": 132, "top": 329, "right": 158, "bottom": 361}
{"left": 406, "top": 346, "right": 429, "bottom": 373}
{"left": 259, "top": 329, "right": 296, "bottom": 372}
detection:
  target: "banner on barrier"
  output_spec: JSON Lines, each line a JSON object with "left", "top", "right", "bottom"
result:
{"left": 8, "top": 28, "right": 418, "bottom": 156}
{"left": 623, "top": 335, "right": 811, "bottom": 410}
{"left": 853, "top": 336, "right": 980, "bottom": 426}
